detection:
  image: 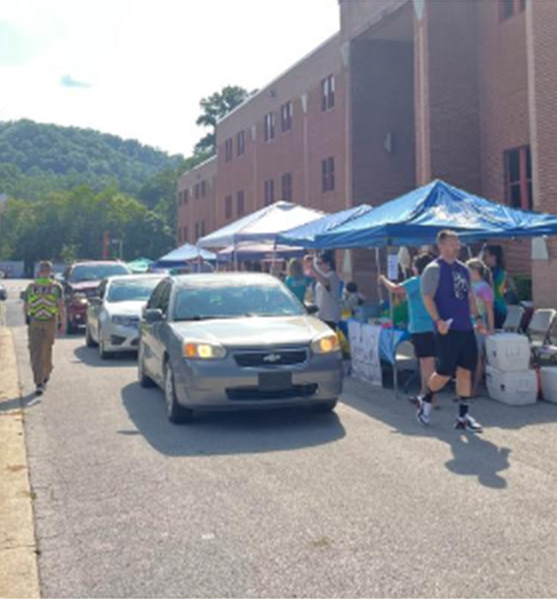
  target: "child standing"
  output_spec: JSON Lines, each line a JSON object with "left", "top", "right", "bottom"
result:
{"left": 467, "top": 258, "right": 495, "bottom": 396}
{"left": 379, "top": 252, "right": 436, "bottom": 403}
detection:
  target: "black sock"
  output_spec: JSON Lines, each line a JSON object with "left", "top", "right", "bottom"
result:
{"left": 459, "top": 399, "right": 470, "bottom": 419}
{"left": 422, "top": 389, "right": 434, "bottom": 403}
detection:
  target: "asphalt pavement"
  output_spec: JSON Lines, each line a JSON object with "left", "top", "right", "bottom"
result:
{"left": 3, "top": 279, "right": 557, "bottom": 598}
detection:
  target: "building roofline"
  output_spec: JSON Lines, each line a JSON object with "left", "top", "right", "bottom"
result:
{"left": 179, "top": 154, "right": 217, "bottom": 179}
{"left": 217, "top": 32, "right": 341, "bottom": 127}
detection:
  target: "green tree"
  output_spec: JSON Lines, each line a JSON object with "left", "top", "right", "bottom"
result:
{"left": 194, "top": 85, "right": 250, "bottom": 155}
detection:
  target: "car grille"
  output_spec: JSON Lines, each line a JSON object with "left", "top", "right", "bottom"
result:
{"left": 226, "top": 384, "right": 318, "bottom": 401}
{"left": 234, "top": 349, "right": 308, "bottom": 368}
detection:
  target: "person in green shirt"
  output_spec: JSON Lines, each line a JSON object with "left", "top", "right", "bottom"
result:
{"left": 23, "top": 261, "right": 65, "bottom": 395}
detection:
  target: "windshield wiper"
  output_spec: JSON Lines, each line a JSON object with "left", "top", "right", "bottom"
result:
{"left": 175, "top": 315, "right": 235, "bottom": 322}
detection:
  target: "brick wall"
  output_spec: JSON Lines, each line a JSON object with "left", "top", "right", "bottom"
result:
{"left": 477, "top": 0, "right": 531, "bottom": 276}
{"left": 417, "top": 0, "right": 482, "bottom": 194}
{"left": 177, "top": 157, "right": 217, "bottom": 244}
{"left": 528, "top": 0, "right": 557, "bottom": 308}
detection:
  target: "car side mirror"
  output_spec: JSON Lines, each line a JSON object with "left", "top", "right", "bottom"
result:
{"left": 306, "top": 304, "right": 319, "bottom": 315}
{"left": 144, "top": 308, "right": 164, "bottom": 324}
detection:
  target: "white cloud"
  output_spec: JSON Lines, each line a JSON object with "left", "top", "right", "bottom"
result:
{"left": 0, "top": 0, "right": 339, "bottom": 155}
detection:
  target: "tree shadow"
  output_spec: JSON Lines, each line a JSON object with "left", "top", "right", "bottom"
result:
{"left": 120, "top": 381, "right": 346, "bottom": 457}
{"left": 339, "top": 377, "right": 556, "bottom": 489}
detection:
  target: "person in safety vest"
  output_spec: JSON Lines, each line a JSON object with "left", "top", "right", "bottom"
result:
{"left": 23, "top": 261, "right": 65, "bottom": 395}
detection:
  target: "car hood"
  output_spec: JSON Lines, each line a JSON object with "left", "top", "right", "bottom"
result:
{"left": 170, "top": 315, "right": 332, "bottom": 348}
{"left": 68, "top": 281, "right": 101, "bottom": 292}
{"left": 105, "top": 301, "right": 145, "bottom": 317}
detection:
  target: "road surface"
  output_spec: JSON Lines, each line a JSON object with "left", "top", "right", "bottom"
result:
{"left": 2, "top": 279, "right": 557, "bottom": 598}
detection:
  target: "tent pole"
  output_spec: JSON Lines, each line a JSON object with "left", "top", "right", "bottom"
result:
{"left": 387, "top": 246, "right": 398, "bottom": 400}
{"left": 375, "top": 248, "right": 383, "bottom": 303}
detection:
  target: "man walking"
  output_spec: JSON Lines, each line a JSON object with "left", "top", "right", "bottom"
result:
{"left": 23, "top": 261, "right": 65, "bottom": 395}
{"left": 419, "top": 231, "right": 485, "bottom": 432}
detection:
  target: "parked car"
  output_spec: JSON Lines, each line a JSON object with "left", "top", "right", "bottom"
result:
{"left": 86, "top": 274, "right": 165, "bottom": 358}
{"left": 0, "top": 283, "right": 6, "bottom": 301}
{"left": 63, "top": 261, "right": 131, "bottom": 333}
{"left": 138, "top": 273, "right": 343, "bottom": 424}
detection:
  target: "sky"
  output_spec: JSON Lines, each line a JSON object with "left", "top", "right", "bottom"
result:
{"left": 0, "top": 0, "right": 340, "bottom": 156}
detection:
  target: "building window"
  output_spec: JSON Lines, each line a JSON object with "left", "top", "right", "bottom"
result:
{"left": 237, "top": 190, "right": 245, "bottom": 216}
{"left": 322, "top": 157, "right": 335, "bottom": 193}
{"left": 264, "top": 112, "right": 275, "bottom": 142}
{"left": 194, "top": 183, "right": 200, "bottom": 199}
{"left": 225, "top": 138, "right": 233, "bottom": 162}
{"left": 321, "top": 75, "right": 335, "bottom": 111}
{"left": 500, "top": 0, "right": 526, "bottom": 21}
{"left": 183, "top": 226, "right": 188, "bottom": 242}
{"left": 200, "top": 221, "right": 206, "bottom": 237}
{"left": 237, "top": 131, "right": 245, "bottom": 156}
{"left": 184, "top": 188, "right": 189, "bottom": 204}
{"left": 505, "top": 146, "right": 532, "bottom": 210}
{"left": 201, "top": 180, "right": 207, "bottom": 198}
{"left": 281, "top": 102, "right": 293, "bottom": 132}
{"left": 177, "top": 192, "right": 182, "bottom": 206}
{"left": 281, "top": 173, "right": 293, "bottom": 202}
{"left": 264, "top": 179, "right": 275, "bottom": 206}
{"left": 195, "top": 223, "right": 200, "bottom": 239}
{"left": 225, "top": 194, "right": 233, "bottom": 220}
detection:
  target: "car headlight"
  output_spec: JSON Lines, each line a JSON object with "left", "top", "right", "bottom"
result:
{"left": 311, "top": 333, "right": 340, "bottom": 355}
{"left": 112, "top": 315, "right": 136, "bottom": 327}
{"left": 72, "top": 292, "right": 88, "bottom": 304}
{"left": 183, "top": 341, "right": 226, "bottom": 360}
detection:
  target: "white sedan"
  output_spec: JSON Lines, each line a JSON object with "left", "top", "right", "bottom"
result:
{"left": 86, "top": 274, "right": 165, "bottom": 359}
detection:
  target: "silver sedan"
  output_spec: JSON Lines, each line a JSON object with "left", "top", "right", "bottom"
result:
{"left": 86, "top": 274, "right": 165, "bottom": 358}
{"left": 138, "top": 273, "right": 343, "bottom": 423}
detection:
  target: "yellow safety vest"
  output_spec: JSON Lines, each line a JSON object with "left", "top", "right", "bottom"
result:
{"left": 26, "top": 278, "right": 63, "bottom": 321}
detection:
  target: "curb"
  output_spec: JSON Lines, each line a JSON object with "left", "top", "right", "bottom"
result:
{"left": 0, "top": 327, "right": 40, "bottom": 599}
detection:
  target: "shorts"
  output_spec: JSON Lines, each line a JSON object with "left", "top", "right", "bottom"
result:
{"left": 435, "top": 330, "right": 478, "bottom": 376}
{"left": 411, "top": 332, "right": 436, "bottom": 359}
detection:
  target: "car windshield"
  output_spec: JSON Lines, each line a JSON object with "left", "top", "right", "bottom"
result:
{"left": 173, "top": 282, "right": 305, "bottom": 321}
{"left": 69, "top": 264, "right": 129, "bottom": 283}
{"left": 107, "top": 278, "right": 161, "bottom": 303}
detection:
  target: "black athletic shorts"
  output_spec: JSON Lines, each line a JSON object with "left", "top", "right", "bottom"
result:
{"left": 435, "top": 330, "right": 478, "bottom": 376}
{"left": 411, "top": 332, "right": 436, "bottom": 359}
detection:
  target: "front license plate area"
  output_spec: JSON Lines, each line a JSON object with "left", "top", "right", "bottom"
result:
{"left": 258, "top": 372, "right": 293, "bottom": 392}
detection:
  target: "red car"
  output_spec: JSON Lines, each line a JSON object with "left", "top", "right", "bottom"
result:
{"left": 63, "top": 261, "right": 131, "bottom": 333}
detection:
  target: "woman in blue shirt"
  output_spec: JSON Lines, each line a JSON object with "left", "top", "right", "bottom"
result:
{"left": 285, "top": 259, "right": 312, "bottom": 304}
{"left": 380, "top": 252, "right": 436, "bottom": 402}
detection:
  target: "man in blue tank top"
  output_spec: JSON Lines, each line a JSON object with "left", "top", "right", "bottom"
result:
{"left": 420, "top": 230, "right": 486, "bottom": 432}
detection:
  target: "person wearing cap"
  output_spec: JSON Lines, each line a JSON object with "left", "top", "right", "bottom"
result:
{"left": 23, "top": 261, "right": 65, "bottom": 395}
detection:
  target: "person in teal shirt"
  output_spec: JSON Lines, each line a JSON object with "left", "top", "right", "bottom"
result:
{"left": 285, "top": 258, "right": 312, "bottom": 304}
{"left": 379, "top": 252, "right": 436, "bottom": 403}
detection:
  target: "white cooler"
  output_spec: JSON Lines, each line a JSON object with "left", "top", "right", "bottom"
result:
{"left": 540, "top": 367, "right": 557, "bottom": 404}
{"left": 485, "top": 333, "right": 531, "bottom": 372}
{"left": 486, "top": 366, "right": 538, "bottom": 406}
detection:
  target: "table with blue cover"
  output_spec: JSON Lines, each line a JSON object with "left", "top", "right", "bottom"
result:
{"left": 339, "top": 320, "right": 411, "bottom": 365}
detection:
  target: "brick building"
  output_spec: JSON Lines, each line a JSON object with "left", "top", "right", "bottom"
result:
{"left": 177, "top": 0, "right": 557, "bottom": 306}
{"left": 177, "top": 156, "right": 216, "bottom": 244}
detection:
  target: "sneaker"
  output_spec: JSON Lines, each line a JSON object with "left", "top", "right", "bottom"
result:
{"left": 35, "top": 384, "right": 44, "bottom": 396}
{"left": 455, "top": 414, "right": 483, "bottom": 433}
{"left": 416, "top": 397, "right": 431, "bottom": 426}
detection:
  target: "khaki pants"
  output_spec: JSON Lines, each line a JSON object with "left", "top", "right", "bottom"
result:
{"left": 28, "top": 319, "right": 57, "bottom": 386}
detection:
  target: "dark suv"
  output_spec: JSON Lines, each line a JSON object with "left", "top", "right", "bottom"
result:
{"left": 63, "top": 261, "right": 131, "bottom": 333}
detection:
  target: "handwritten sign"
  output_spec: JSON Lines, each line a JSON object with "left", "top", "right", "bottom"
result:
{"left": 348, "top": 322, "right": 383, "bottom": 387}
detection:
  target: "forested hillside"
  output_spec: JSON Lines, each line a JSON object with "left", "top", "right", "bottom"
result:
{"left": 0, "top": 119, "right": 182, "bottom": 198}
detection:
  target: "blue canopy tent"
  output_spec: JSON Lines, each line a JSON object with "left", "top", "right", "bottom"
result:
{"left": 312, "top": 180, "right": 557, "bottom": 399}
{"left": 155, "top": 243, "right": 216, "bottom": 269}
{"left": 315, "top": 180, "right": 557, "bottom": 249}
{"left": 276, "top": 204, "right": 374, "bottom": 248}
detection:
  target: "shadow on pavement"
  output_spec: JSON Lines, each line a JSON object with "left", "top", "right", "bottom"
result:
{"left": 0, "top": 391, "right": 42, "bottom": 413}
{"left": 340, "top": 377, "right": 557, "bottom": 490}
{"left": 120, "top": 381, "right": 346, "bottom": 457}
{"left": 73, "top": 344, "right": 138, "bottom": 368}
